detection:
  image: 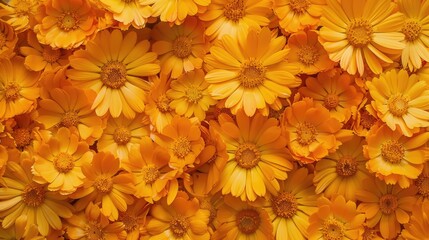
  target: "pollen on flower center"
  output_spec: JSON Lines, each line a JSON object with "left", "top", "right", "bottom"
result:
{"left": 22, "top": 184, "right": 45, "bottom": 207}
{"left": 4, "top": 83, "right": 21, "bottom": 101}
{"left": 272, "top": 192, "right": 298, "bottom": 219}
{"left": 360, "top": 111, "right": 377, "bottom": 130}
{"left": 170, "top": 216, "right": 189, "bottom": 237}
{"left": 86, "top": 221, "right": 104, "bottom": 239}
{"left": 289, "top": 0, "right": 310, "bottom": 14}
{"left": 235, "top": 143, "right": 261, "bottom": 169}
{"left": 156, "top": 94, "right": 171, "bottom": 113}
{"left": 12, "top": 128, "right": 32, "bottom": 149}
{"left": 113, "top": 127, "right": 131, "bottom": 145}
{"left": 42, "top": 46, "right": 61, "bottom": 63}
{"left": 379, "top": 194, "right": 398, "bottom": 215}
{"left": 101, "top": 61, "right": 128, "bottom": 89}
{"left": 296, "top": 122, "right": 317, "bottom": 146}
{"left": 224, "top": 0, "right": 245, "bottom": 22}
{"left": 185, "top": 86, "right": 202, "bottom": 103}
{"left": 94, "top": 176, "right": 113, "bottom": 193}
{"left": 53, "top": 152, "right": 75, "bottom": 173}
{"left": 171, "top": 136, "right": 192, "bottom": 158}
{"left": 322, "top": 217, "right": 345, "bottom": 240}
{"left": 324, "top": 94, "right": 339, "bottom": 110}
{"left": 416, "top": 175, "right": 429, "bottom": 197}
{"left": 239, "top": 59, "right": 266, "bottom": 88}
{"left": 336, "top": 156, "right": 358, "bottom": 177}
{"left": 236, "top": 209, "right": 261, "bottom": 234}
{"left": 346, "top": 18, "right": 373, "bottom": 48}
{"left": 58, "top": 12, "right": 79, "bottom": 31}
{"left": 172, "top": 36, "right": 192, "bottom": 59}
{"left": 142, "top": 166, "right": 160, "bottom": 184}
{"left": 388, "top": 95, "right": 408, "bottom": 117}
{"left": 119, "top": 212, "right": 139, "bottom": 232}
{"left": 61, "top": 110, "right": 79, "bottom": 127}
{"left": 15, "top": 1, "right": 31, "bottom": 15}
{"left": 402, "top": 19, "right": 421, "bottom": 42}
{"left": 298, "top": 45, "right": 319, "bottom": 65}
{"left": 381, "top": 140, "right": 404, "bottom": 164}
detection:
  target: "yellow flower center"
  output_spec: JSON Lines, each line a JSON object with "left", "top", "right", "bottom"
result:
{"left": 381, "top": 140, "right": 404, "bottom": 164}
{"left": 324, "top": 93, "right": 339, "bottom": 110}
{"left": 236, "top": 209, "right": 261, "bottom": 234}
{"left": 235, "top": 143, "right": 261, "bottom": 169}
{"left": 379, "top": 194, "right": 398, "bottom": 215}
{"left": 239, "top": 59, "right": 266, "bottom": 88}
{"left": 416, "top": 175, "right": 429, "bottom": 197}
{"left": 53, "top": 152, "right": 75, "bottom": 173}
{"left": 296, "top": 122, "right": 317, "bottom": 146}
{"left": 101, "top": 61, "right": 128, "bottom": 89}
{"left": 85, "top": 221, "right": 105, "bottom": 239}
{"left": 172, "top": 36, "right": 192, "bottom": 59}
{"left": 94, "top": 176, "right": 113, "bottom": 193}
{"left": 289, "top": 0, "right": 310, "bottom": 14}
{"left": 298, "top": 45, "right": 319, "bottom": 65}
{"left": 14, "top": 1, "right": 32, "bottom": 15}
{"left": 170, "top": 216, "right": 189, "bottom": 237}
{"left": 224, "top": 0, "right": 245, "bottom": 22}
{"left": 322, "top": 217, "right": 345, "bottom": 240}
{"left": 156, "top": 94, "right": 171, "bottom": 113}
{"left": 346, "top": 18, "right": 373, "bottom": 48}
{"left": 185, "top": 86, "right": 202, "bottom": 103}
{"left": 171, "top": 136, "right": 192, "bottom": 159}
{"left": 336, "top": 156, "right": 358, "bottom": 177}
{"left": 119, "top": 212, "right": 139, "bottom": 232}
{"left": 22, "top": 184, "right": 45, "bottom": 207}
{"left": 61, "top": 110, "right": 79, "bottom": 127}
{"left": 4, "top": 82, "right": 21, "bottom": 101}
{"left": 402, "top": 19, "right": 421, "bottom": 42}
{"left": 58, "top": 11, "right": 79, "bottom": 31}
{"left": 42, "top": 46, "right": 61, "bottom": 64}
{"left": 272, "top": 192, "right": 298, "bottom": 219}
{"left": 113, "top": 127, "right": 131, "bottom": 145}
{"left": 12, "top": 128, "right": 32, "bottom": 149}
{"left": 360, "top": 110, "right": 377, "bottom": 130}
{"left": 388, "top": 95, "right": 409, "bottom": 117}
{"left": 142, "top": 165, "right": 160, "bottom": 184}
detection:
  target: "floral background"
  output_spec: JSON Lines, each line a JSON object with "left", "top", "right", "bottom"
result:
{"left": 0, "top": 0, "right": 429, "bottom": 239}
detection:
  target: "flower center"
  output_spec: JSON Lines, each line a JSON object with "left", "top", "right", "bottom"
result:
{"left": 185, "top": 86, "right": 202, "bottom": 103}
{"left": 119, "top": 212, "right": 139, "bottom": 232}
{"left": 53, "top": 152, "right": 75, "bottom": 173}
{"left": 235, "top": 143, "right": 261, "bottom": 169}
{"left": 236, "top": 209, "right": 261, "bottom": 234}
{"left": 224, "top": 0, "right": 245, "bottom": 22}
{"left": 61, "top": 110, "right": 79, "bottom": 127}
{"left": 170, "top": 216, "right": 189, "bottom": 237}
{"left": 239, "top": 59, "right": 266, "bottom": 88}
{"left": 322, "top": 217, "right": 345, "bottom": 240}
{"left": 381, "top": 140, "right": 404, "bottom": 164}
{"left": 298, "top": 45, "right": 319, "bottom": 65}
{"left": 15, "top": 1, "right": 32, "bottom": 15}
{"left": 346, "top": 18, "right": 373, "bottom": 48}
{"left": 200, "top": 198, "right": 217, "bottom": 224}
{"left": 416, "top": 175, "right": 429, "bottom": 197}
{"left": 289, "top": 0, "right": 310, "bottom": 14}
{"left": 336, "top": 156, "right": 358, "bottom": 177}
{"left": 379, "top": 194, "right": 398, "bottom": 215}
{"left": 4, "top": 82, "right": 20, "bottom": 101}
{"left": 122, "top": 0, "right": 134, "bottom": 3}
{"left": 172, "top": 36, "right": 192, "bottom": 59}
{"left": 42, "top": 46, "right": 61, "bottom": 63}
{"left": 388, "top": 95, "right": 408, "bottom": 117}
{"left": 142, "top": 165, "right": 160, "bottom": 184}
{"left": 156, "top": 94, "right": 171, "bottom": 113}
{"left": 324, "top": 94, "right": 339, "bottom": 110}
{"left": 171, "top": 136, "right": 192, "bottom": 159}
{"left": 272, "top": 192, "right": 298, "bottom": 219}
{"left": 22, "top": 184, "right": 45, "bottom": 207}
{"left": 86, "top": 221, "right": 105, "bottom": 239}
{"left": 402, "top": 19, "right": 421, "bottom": 42}
{"left": 360, "top": 110, "right": 377, "bottom": 130}
{"left": 94, "top": 176, "right": 113, "bottom": 193}
{"left": 12, "top": 127, "right": 32, "bottom": 149}
{"left": 101, "top": 61, "right": 127, "bottom": 89}
{"left": 58, "top": 12, "right": 79, "bottom": 31}
{"left": 113, "top": 127, "right": 131, "bottom": 145}
{"left": 296, "top": 122, "right": 317, "bottom": 146}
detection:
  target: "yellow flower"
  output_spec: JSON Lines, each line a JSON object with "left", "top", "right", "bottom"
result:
{"left": 205, "top": 27, "right": 301, "bottom": 117}
{"left": 274, "top": 0, "right": 325, "bottom": 33}
{"left": 99, "top": 0, "right": 152, "bottom": 29}
{"left": 0, "top": 20, "right": 17, "bottom": 58}
{"left": 211, "top": 111, "right": 293, "bottom": 202}
{"left": 401, "top": 201, "right": 429, "bottom": 240}
{"left": 67, "top": 29, "right": 160, "bottom": 118}
{"left": 366, "top": 69, "right": 429, "bottom": 137}
{"left": 0, "top": 0, "right": 40, "bottom": 32}
{"left": 319, "top": 0, "right": 405, "bottom": 75}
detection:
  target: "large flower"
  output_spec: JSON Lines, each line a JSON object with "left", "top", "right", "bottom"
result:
{"left": 205, "top": 27, "right": 301, "bottom": 116}
{"left": 67, "top": 29, "right": 160, "bottom": 118}
{"left": 319, "top": 0, "right": 405, "bottom": 75}
{"left": 0, "top": 0, "right": 40, "bottom": 32}
{"left": 99, "top": 0, "right": 152, "bottom": 28}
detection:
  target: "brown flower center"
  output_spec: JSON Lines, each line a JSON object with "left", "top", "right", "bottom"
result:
{"left": 113, "top": 127, "right": 131, "bottom": 145}
{"left": 322, "top": 217, "right": 345, "bottom": 240}
{"left": 142, "top": 165, "right": 160, "bottom": 184}
{"left": 42, "top": 46, "right": 61, "bottom": 64}
{"left": 171, "top": 136, "right": 192, "bottom": 159}
{"left": 224, "top": 0, "right": 245, "bottom": 22}
{"left": 58, "top": 11, "right": 79, "bottom": 31}
{"left": 22, "top": 184, "right": 45, "bottom": 207}
{"left": 53, "top": 152, "right": 75, "bottom": 173}
{"left": 379, "top": 194, "right": 398, "bottom": 215}
{"left": 272, "top": 192, "right": 298, "bottom": 219}
{"left": 94, "top": 176, "right": 113, "bottom": 193}
{"left": 235, "top": 143, "right": 261, "bottom": 169}
{"left": 156, "top": 94, "right": 171, "bottom": 113}
{"left": 346, "top": 18, "right": 373, "bottom": 48}
{"left": 298, "top": 45, "right": 319, "bottom": 65}
{"left": 381, "top": 140, "right": 404, "bottom": 164}
{"left": 4, "top": 82, "right": 21, "bottom": 101}
{"left": 61, "top": 110, "right": 79, "bottom": 127}
{"left": 388, "top": 95, "right": 408, "bottom": 117}
{"left": 85, "top": 221, "right": 105, "bottom": 239}
{"left": 185, "top": 86, "right": 202, "bottom": 103}
{"left": 402, "top": 19, "right": 421, "bottom": 42}
{"left": 296, "top": 122, "right": 317, "bottom": 146}
{"left": 336, "top": 156, "right": 358, "bottom": 177}
{"left": 101, "top": 61, "right": 127, "bottom": 89}
{"left": 324, "top": 94, "right": 339, "bottom": 110}
{"left": 416, "top": 175, "right": 429, "bottom": 197}
{"left": 239, "top": 59, "right": 266, "bottom": 88}
{"left": 360, "top": 110, "right": 377, "bottom": 130}
{"left": 172, "top": 36, "right": 192, "bottom": 59}
{"left": 289, "top": 0, "right": 310, "bottom": 14}
{"left": 170, "top": 216, "right": 189, "bottom": 237}
{"left": 12, "top": 127, "right": 32, "bottom": 149}
{"left": 236, "top": 209, "right": 261, "bottom": 234}
{"left": 119, "top": 212, "right": 139, "bottom": 232}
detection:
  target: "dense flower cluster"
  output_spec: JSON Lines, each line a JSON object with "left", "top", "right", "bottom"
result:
{"left": 1, "top": 0, "right": 429, "bottom": 239}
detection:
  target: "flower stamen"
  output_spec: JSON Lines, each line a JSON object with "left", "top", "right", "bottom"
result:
{"left": 101, "top": 61, "right": 127, "bottom": 89}
{"left": 381, "top": 140, "right": 404, "bottom": 164}
{"left": 239, "top": 59, "right": 266, "bottom": 88}
{"left": 235, "top": 143, "right": 261, "bottom": 169}
{"left": 272, "top": 192, "right": 298, "bottom": 219}
{"left": 346, "top": 18, "right": 373, "bottom": 48}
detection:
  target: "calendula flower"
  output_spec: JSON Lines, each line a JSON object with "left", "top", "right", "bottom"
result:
{"left": 151, "top": 17, "right": 209, "bottom": 78}
{"left": 308, "top": 195, "right": 365, "bottom": 240}
{"left": 33, "top": 0, "right": 98, "bottom": 49}
{"left": 205, "top": 27, "right": 301, "bottom": 117}
{"left": 0, "top": 57, "right": 40, "bottom": 120}
{"left": 199, "top": 0, "right": 272, "bottom": 40}
{"left": 118, "top": 198, "right": 150, "bottom": 240}
{"left": 0, "top": 20, "right": 17, "bottom": 58}
{"left": 401, "top": 201, "right": 429, "bottom": 240}
{"left": 0, "top": 0, "right": 40, "bottom": 32}
{"left": 364, "top": 124, "right": 429, "bottom": 188}
{"left": 319, "top": 0, "right": 405, "bottom": 75}
{"left": 211, "top": 111, "right": 293, "bottom": 202}
{"left": 356, "top": 177, "right": 418, "bottom": 239}
{"left": 366, "top": 69, "right": 429, "bottom": 137}
{"left": 67, "top": 29, "right": 160, "bottom": 118}
{"left": 274, "top": 0, "right": 325, "bottom": 33}
{"left": 99, "top": 0, "right": 152, "bottom": 28}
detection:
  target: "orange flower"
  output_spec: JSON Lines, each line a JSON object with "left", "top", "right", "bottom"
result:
{"left": 118, "top": 198, "right": 150, "bottom": 240}
{"left": 0, "top": 0, "right": 40, "bottom": 32}
{"left": 0, "top": 20, "right": 17, "bottom": 58}
{"left": 401, "top": 201, "right": 429, "bottom": 239}
{"left": 99, "top": 0, "right": 152, "bottom": 29}
{"left": 415, "top": 162, "right": 429, "bottom": 203}
{"left": 274, "top": 0, "right": 325, "bottom": 33}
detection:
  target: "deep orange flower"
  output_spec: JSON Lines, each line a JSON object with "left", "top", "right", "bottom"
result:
{"left": 274, "top": 0, "right": 325, "bottom": 33}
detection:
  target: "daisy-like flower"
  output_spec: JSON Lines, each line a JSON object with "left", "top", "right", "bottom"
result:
{"left": 308, "top": 195, "right": 365, "bottom": 240}
{"left": 364, "top": 124, "right": 429, "bottom": 188}
{"left": 212, "top": 196, "right": 273, "bottom": 239}
{"left": 299, "top": 68, "right": 363, "bottom": 122}
{"left": 99, "top": 0, "right": 152, "bottom": 29}
{"left": 0, "top": 0, "right": 40, "bottom": 32}
{"left": 401, "top": 201, "right": 429, "bottom": 239}
{"left": 32, "top": 127, "right": 94, "bottom": 195}
{"left": 366, "top": 69, "right": 429, "bottom": 137}
{"left": 0, "top": 158, "right": 73, "bottom": 236}
{"left": 314, "top": 135, "right": 371, "bottom": 201}
{"left": 273, "top": 0, "right": 325, "bottom": 33}
{"left": 145, "top": 192, "right": 211, "bottom": 239}
{"left": 211, "top": 111, "right": 293, "bottom": 202}
{"left": 118, "top": 198, "right": 150, "bottom": 240}
{"left": 319, "top": 0, "right": 405, "bottom": 76}
{"left": 0, "top": 57, "right": 40, "bottom": 120}
{"left": 33, "top": 0, "right": 98, "bottom": 49}
{"left": 282, "top": 97, "right": 352, "bottom": 163}
{"left": 199, "top": 0, "right": 272, "bottom": 40}
{"left": 71, "top": 152, "right": 135, "bottom": 221}
{"left": 67, "top": 29, "right": 160, "bottom": 118}
{"left": 356, "top": 177, "right": 418, "bottom": 239}
{"left": 205, "top": 27, "right": 301, "bottom": 117}
{"left": 0, "top": 20, "right": 17, "bottom": 58}
{"left": 287, "top": 30, "right": 334, "bottom": 75}
{"left": 151, "top": 17, "right": 209, "bottom": 79}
